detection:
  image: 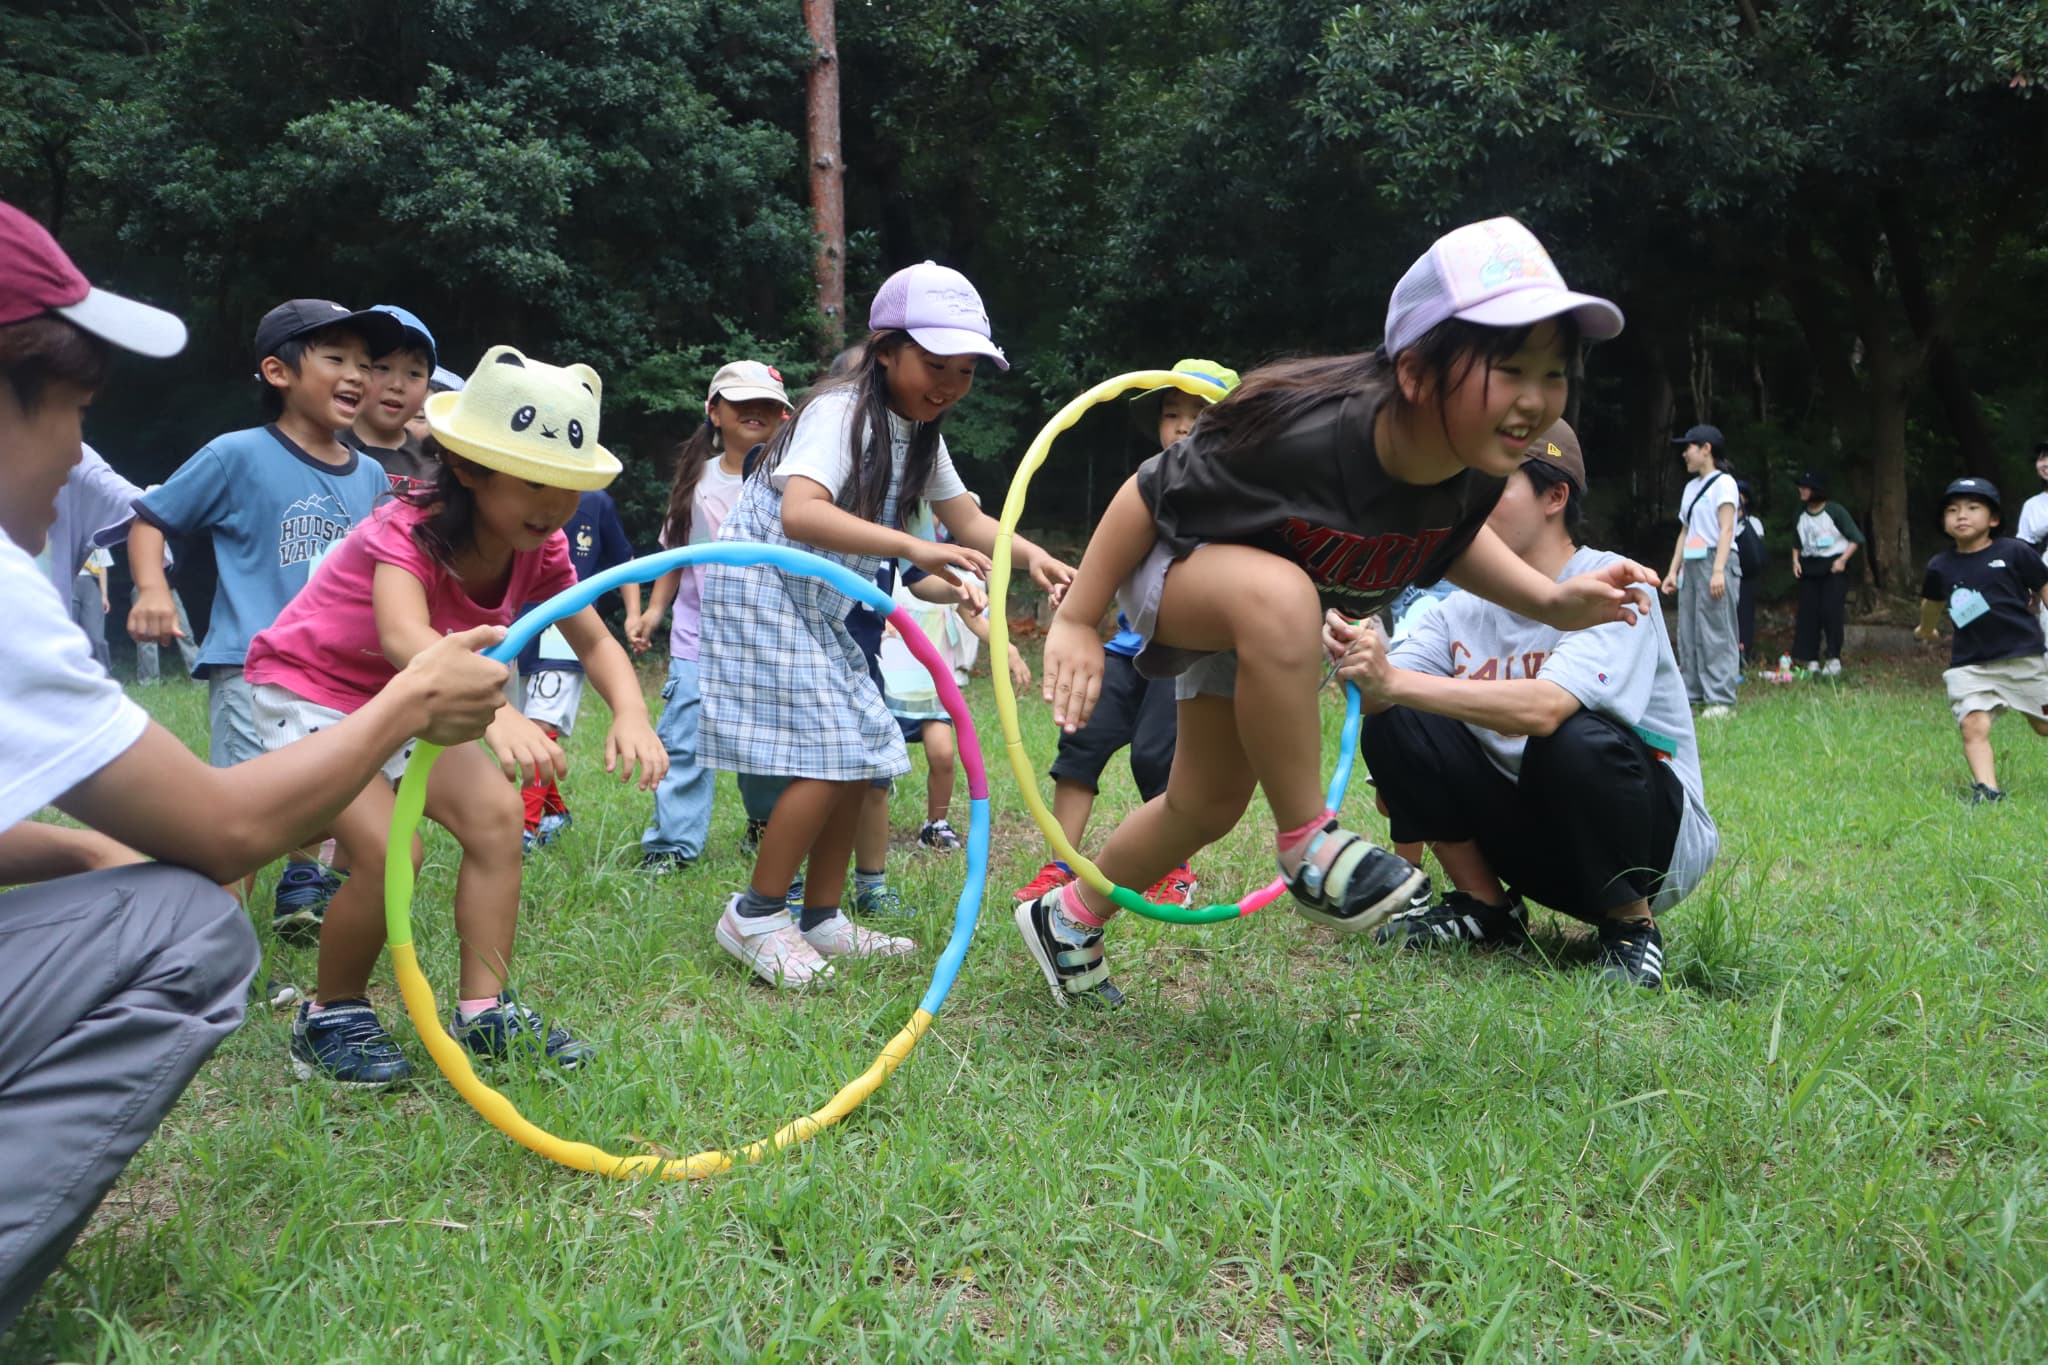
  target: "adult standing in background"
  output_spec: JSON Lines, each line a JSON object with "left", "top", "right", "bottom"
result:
{"left": 1661, "top": 423, "right": 1740, "bottom": 719}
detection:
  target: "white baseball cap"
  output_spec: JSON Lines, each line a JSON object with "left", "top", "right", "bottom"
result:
{"left": 706, "top": 360, "right": 790, "bottom": 407}
{"left": 1384, "top": 217, "right": 1623, "bottom": 357}
{"left": 868, "top": 261, "right": 1008, "bottom": 370}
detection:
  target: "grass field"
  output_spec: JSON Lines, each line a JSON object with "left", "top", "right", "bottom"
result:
{"left": 8, "top": 653, "right": 2048, "bottom": 1362}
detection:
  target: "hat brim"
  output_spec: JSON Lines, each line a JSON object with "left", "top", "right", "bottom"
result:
{"left": 56, "top": 287, "right": 187, "bottom": 359}
{"left": 905, "top": 326, "right": 1010, "bottom": 371}
{"left": 711, "top": 383, "right": 790, "bottom": 406}
{"left": 424, "top": 391, "right": 622, "bottom": 492}
{"left": 1456, "top": 287, "right": 1625, "bottom": 343}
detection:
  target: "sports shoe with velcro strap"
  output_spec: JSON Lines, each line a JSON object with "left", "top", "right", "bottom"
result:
{"left": 1014, "top": 891, "right": 1124, "bottom": 1009}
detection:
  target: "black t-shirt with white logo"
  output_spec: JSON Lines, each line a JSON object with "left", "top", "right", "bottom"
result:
{"left": 1921, "top": 536, "right": 2048, "bottom": 667}
{"left": 1133, "top": 380, "right": 1504, "bottom": 621}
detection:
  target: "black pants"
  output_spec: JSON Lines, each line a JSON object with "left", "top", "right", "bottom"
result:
{"left": 1791, "top": 560, "right": 1848, "bottom": 662}
{"left": 1362, "top": 706, "right": 1683, "bottom": 924}
{"left": 1737, "top": 576, "right": 1758, "bottom": 662}
{"left": 1049, "top": 651, "right": 1176, "bottom": 803}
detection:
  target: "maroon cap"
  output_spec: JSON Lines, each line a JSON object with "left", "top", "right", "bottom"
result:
{"left": 0, "top": 199, "right": 186, "bottom": 357}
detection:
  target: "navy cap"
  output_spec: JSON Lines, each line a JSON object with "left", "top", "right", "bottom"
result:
{"left": 1942, "top": 476, "right": 2000, "bottom": 512}
{"left": 253, "top": 300, "right": 403, "bottom": 365}
{"left": 369, "top": 303, "right": 436, "bottom": 368}
{"left": 1795, "top": 470, "right": 1828, "bottom": 495}
{"left": 1672, "top": 423, "right": 1725, "bottom": 450}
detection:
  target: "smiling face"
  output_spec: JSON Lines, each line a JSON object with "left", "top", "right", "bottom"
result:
{"left": 710, "top": 395, "right": 787, "bottom": 455}
{"left": 1944, "top": 496, "right": 1997, "bottom": 549}
{"left": 1419, "top": 320, "right": 1571, "bottom": 478}
{"left": 877, "top": 339, "right": 977, "bottom": 422}
{"left": 362, "top": 346, "right": 431, "bottom": 444}
{"left": 265, "top": 326, "right": 372, "bottom": 433}
{"left": 0, "top": 376, "right": 93, "bottom": 551}
{"left": 454, "top": 459, "right": 583, "bottom": 555}
{"left": 1157, "top": 390, "right": 1206, "bottom": 450}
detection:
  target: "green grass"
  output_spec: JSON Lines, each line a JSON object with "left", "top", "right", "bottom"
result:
{"left": 10, "top": 657, "right": 2048, "bottom": 1362}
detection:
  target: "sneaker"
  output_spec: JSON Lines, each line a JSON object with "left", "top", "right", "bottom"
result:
{"left": 1595, "top": 918, "right": 1665, "bottom": 990}
{"left": 535, "top": 811, "right": 572, "bottom": 844}
{"left": 450, "top": 990, "right": 596, "bottom": 1069}
{"left": 1405, "top": 873, "right": 1435, "bottom": 914}
{"left": 715, "top": 898, "right": 834, "bottom": 988}
{"left": 802, "top": 912, "right": 916, "bottom": 958}
{"left": 1374, "top": 891, "right": 1529, "bottom": 949}
{"left": 853, "top": 881, "right": 918, "bottom": 917}
{"left": 1804, "top": 660, "right": 1821, "bottom": 674}
{"left": 740, "top": 817, "right": 768, "bottom": 856}
{"left": 1698, "top": 705, "right": 1735, "bottom": 720}
{"left": 917, "top": 819, "right": 963, "bottom": 853}
{"left": 1015, "top": 860, "right": 1077, "bottom": 903}
{"left": 1970, "top": 782, "right": 2007, "bottom": 805}
{"left": 290, "top": 999, "right": 414, "bottom": 1087}
{"left": 786, "top": 875, "right": 806, "bottom": 914}
{"left": 1014, "top": 891, "right": 1124, "bottom": 1009}
{"left": 272, "top": 863, "right": 344, "bottom": 941}
{"left": 1822, "top": 658, "right": 1843, "bottom": 678}
{"left": 638, "top": 849, "right": 695, "bottom": 875}
{"left": 1142, "top": 862, "right": 1199, "bottom": 908}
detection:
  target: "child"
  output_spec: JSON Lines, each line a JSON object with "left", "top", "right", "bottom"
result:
{"left": 1661, "top": 423, "right": 1740, "bottom": 718}
{"left": 697, "top": 261, "right": 1071, "bottom": 987}
{"left": 1790, "top": 470, "right": 1862, "bottom": 676}
{"left": 632, "top": 360, "right": 792, "bottom": 872}
{"left": 1914, "top": 477, "right": 2048, "bottom": 804}
{"left": 512, "top": 486, "right": 639, "bottom": 850}
{"left": 1024, "top": 216, "right": 1649, "bottom": 1009}
{"left": 1015, "top": 357, "right": 1239, "bottom": 909}
{"left": 243, "top": 345, "right": 667, "bottom": 1085}
{"left": 128, "top": 299, "right": 404, "bottom": 934}
{"left": 1735, "top": 479, "right": 1765, "bottom": 666}
{"left": 343, "top": 303, "right": 441, "bottom": 489}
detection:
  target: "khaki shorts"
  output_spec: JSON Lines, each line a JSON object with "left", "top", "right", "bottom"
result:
{"left": 1942, "top": 654, "right": 2048, "bottom": 723}
{"left": 1118, "top": 541, "right": 1238, "bottom": 701}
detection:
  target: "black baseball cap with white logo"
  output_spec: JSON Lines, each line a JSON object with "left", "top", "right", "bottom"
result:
{"left": 252, "top": 300, "right": 403, "bottom": 366}
{"left": 1942, "top": 476, "right": 2000, "bottom": 512}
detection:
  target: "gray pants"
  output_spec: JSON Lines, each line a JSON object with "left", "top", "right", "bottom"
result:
{"left": 1677, "top": 560, "right": 1742, "bottom": 707}
{"left": 68, "top": 575, "right": 110, "bottom": 675}
{"left": 0, "top": 865, "right": 259, "bottom": 1332}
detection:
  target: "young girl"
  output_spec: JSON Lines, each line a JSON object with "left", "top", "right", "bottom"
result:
{"left": 697, "top": 261, "right": 1071, "bottom": 988}
{"left": 1025, "top": 216, "right": 1651, "bottom": 1009}
{"left": 1661, "top": 424, "right": 1740, "bottom": 715}
{"left": 245, "top": 345, "right": 667, "bottom": 1086}
{"left": 631, "top": 360, "right": 792, "bottom": 871}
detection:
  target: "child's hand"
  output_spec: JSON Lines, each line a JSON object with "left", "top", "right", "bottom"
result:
{"left": 1546, "top": 560, "right": 1659, "bottom": 631}
{"left": 484, "top": 707, "right": 567, "bottom": 785}
{"left": 604, "top": 716, "right": 668, "bottom": 791}
{"left": 1026, "top": 548, "right": 1077, "bottom": 596}
{"left": 624, "top": 611, "right": 654, "bottom": 655}
{"left": 1335, "top": 618, "right": 1397, "bottom": 703}
{"left": 907, "top": 538, "right": 993, "bottom": 587}
{"left": 1914, "top": 623, "right": 1939, "bottom": 643}
{"left": 1042, "top": 617, "right": 1106, "bottom": 732}
{"left": 1660, "top": 573, "right": 1679, "bottom": 596}
{"left": 956, "top": 578, "right": 989, "bottom": 615}
{"left": 1007, "top": 643, "right": 1033, "bottom": 693}
{"left": 127, "top": 585, "right": 183, "bottom": 645}
{"left": 1322, "top": 607, "right": 1363, "bottom": 663}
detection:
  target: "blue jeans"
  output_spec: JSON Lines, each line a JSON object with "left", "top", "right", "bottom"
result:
{"left": 641, "top": 656, "right": 713, "bottom": 857}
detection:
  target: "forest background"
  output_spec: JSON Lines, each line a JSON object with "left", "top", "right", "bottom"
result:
{"left": 4, "top": 0, "right": 2046, "bottom": 615}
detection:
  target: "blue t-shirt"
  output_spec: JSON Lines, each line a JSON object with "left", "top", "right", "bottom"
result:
{"left": 1104, "top": 613, "right": 1143, "bottom": 658}
{"left": 135, "top": 425, "right": 388, "bottom": 675}
{"left": 516, "top": 490, "right": 636, "bottom": 675}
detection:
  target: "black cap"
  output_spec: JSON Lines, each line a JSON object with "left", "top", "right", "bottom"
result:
{"left": 1671, "top": 423, "right": 1725, "bottom": 450}
{"left": 1795, "top": 470, "right": 1828, "bottom": 496}
{"left": 1942, "top": 476, "right": 2000, "bottom": 512}
{"left": 253, "top": 299, "right": 403, "bottom": 366}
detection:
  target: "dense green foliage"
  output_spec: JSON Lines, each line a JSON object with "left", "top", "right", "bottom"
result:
{"left": 5, "top": 0, "right": 2047, "bottom": 576}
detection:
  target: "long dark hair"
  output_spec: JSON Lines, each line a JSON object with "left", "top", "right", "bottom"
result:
{"left": 662, "top": 418, "right": 719, "bottom": 548}
{"left": 1196, "top": 317, "right": 1583, "bottom": 464}
{"left": 755, "top": 330, "right": 939, "bottom": 524}
{"left": 399, "top": 435, "right": 483, "bottom": 567}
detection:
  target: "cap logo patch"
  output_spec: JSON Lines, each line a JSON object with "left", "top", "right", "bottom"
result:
{"left": 925, "top": 286, "right": 988, "bottom": 325}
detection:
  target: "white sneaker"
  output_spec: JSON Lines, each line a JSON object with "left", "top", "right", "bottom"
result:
{"left": 1699, "top": 704, "right": 1735, "bottom": 720}
{"left": 1822, "top": 658, "right": 1842, "bottom": 677}
{"left": 802, "top": 912, "right": 916, "bottom": 958}
{"left": 715, "top": 898, "right": 835, "bottom": 988}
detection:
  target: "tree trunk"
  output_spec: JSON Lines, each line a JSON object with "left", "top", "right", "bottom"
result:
{"left": 804, "top": 0, "right": 845, "bottom": 359}
{"left": 1867, "top": 377, "right": 1913, "bottom": 597}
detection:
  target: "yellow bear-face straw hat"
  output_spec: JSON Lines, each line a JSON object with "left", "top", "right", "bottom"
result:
{"left": 425, "top": 344, "right": 622, "bottom": 491}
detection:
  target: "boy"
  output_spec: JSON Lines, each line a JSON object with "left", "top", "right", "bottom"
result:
{"left": 1790, "top": 470, "right": 1863, "bottom": 675}
{"left": 343, "top": 303, "right": 440, "bottom": 488}
{"left": 128, "top": 299, "right": 403, "bottom": 932}
{"left": 1014, "top": 358, "right": 1238, "bottom": 909}
{"left": 1915, "top": 477, "right": 2048, "bottom": 803}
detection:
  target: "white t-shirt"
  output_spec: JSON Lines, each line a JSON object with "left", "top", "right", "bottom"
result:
{"left": 2016, "top": 491, "right": 2048, "bottom": 550}
{"left": 0, "top": 526, "right": 151, "bottom": 833}
{"left": 1677, "top": 471, "right": 1738, "bottom": 561}
{"left": 1796, "top": 507, "right": 1851, "bottom": 558}
{"left": 1389, "top": 545, "right": 1719, "bottom": 913}
{"left": 770, "top": 389, "right": 968, "bottom": 509}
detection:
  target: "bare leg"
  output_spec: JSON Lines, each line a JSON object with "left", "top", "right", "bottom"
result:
{"left": 1052, "top": 780, "right": 1097, "bottom": 850}
{"left": 1960, "top": 710, "right": 1998, "bottom": 789}
{"left": 1430, "top": 840, "right": 1511, "bottom": 907}
{"left": 801, "top": 783, "right": 867, "bottom": 912}
{"left": 855, "top": 784, "right": 890, "bottom": 870}
{"left": 754, "top": 777, "right": 850, "bottom": 898}
{"left": 314, "top": 779, "right": 406, "bottom": 1003}
{"left": 922, "top": 721, "right": 957, "bottom": 822}
{"left": 425, "top": 743, "right": 528, "bottom": 1001}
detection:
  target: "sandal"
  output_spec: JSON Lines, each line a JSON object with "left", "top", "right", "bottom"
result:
{"left": 1281, "top": 818, "right": 1426, "bottom": 935}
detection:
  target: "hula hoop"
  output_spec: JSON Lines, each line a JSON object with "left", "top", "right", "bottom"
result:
{"left": 383, "top": 542, "right": 989, "bottom": 1179}
{"left": 987, "top": 370, "right": 1365, "bottom": 926}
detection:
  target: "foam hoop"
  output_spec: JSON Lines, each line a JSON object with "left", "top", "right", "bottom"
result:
{"left": 384, "top": 542, "right": 990, "bottom": 1178}
{"left": 987, "top": 370, "right": 1365, "bottom": 925}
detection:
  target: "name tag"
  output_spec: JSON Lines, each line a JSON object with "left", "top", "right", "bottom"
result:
{"left": 1683, "top": 533, "right": 1711, "bottom": 561}
{"left": 1949, "top": 587, "right": 1990, "bottom": 629}
{"left": 1812, "top": 535, "right": 1836, "bottom": 552}
{"left": 537, "top": 624, "right": 578, "bottom": 661}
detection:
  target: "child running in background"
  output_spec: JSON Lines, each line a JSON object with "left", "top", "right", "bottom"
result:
{"left": 1915, "top": 477, "right": 2048, "bottom": 804}
{"left": 1015, "top": 358, "right": 1238, "bottom": 910}
{"left": 243, "top": 346, "right": 666, "bottom": 1085}
{"left": 1023, "top": 217, "right": 1652, "bottom": 1009}
{"left": 698, "top": 262, "right": 1071, "bottom": 988}
{"left": 632, "top": 360, "right": 792, "bottom": 872}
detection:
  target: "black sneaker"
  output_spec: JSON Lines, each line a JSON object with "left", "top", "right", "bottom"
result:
{"left": 272, "top": 862, "right": 344, "bottom": 941}
{"left": 1405, "top": 873, "right": 1435, "bottom": 914}
{"left": 1014, "top": 892, "right": 1124, "bottom": 1009}
{"left": 740, "top": 817, "right": 769, "bottom": 856}
{"left": 1970, "top": 782, "right": 2007, "bottom": 805}
{"left": 1595, "top": 918, "right": 1665, "bottom": 990}
{"left": 1286, "top": 825, "right": 1427, "bottom": 936}
{"left": 1375, "top": 891, "right": 1529, "bottom": 949}
{"left": 917, "top": 819, "right": 963, "bottom": 853}
{"left": 290, "top": 998, "right": 413, "bottom": 1087}
{"left": 639, "top": 849, "right": 695, "bottom": 875}
{"left": 449, "top": 990, "right": 596, "bottom": 1069}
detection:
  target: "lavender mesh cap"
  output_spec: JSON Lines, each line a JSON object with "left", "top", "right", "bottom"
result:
{"left": 868, "top": 261, "right": 1009, "bottom": 370}
{"left": 1384, "top": 217, "right": 1623, "bottom": 356}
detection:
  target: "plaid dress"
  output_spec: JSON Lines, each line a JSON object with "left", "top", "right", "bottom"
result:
{"left": 697, "top": 468, "right": 910, "bottom": 783}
